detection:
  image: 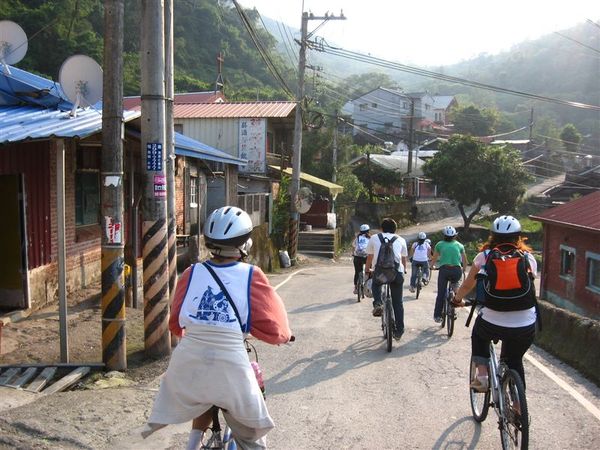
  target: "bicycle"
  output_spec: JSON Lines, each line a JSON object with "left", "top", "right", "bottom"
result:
{"left": 465, "top": 300, "right": 529, "bottom": 450}
{"left": 200, "top": 339, "right": 264, "bottom": 450}
{"left": 413, "top": 263, "right": 428, "bottom": 299}
{"left": 380, "top": 283, "right": 394, "bottom": 352}
{"left": 440, "top": 279, "right": 458, "bottom": 338}
{"left": 356, "top": 268, "right": 365, "bottom": 303}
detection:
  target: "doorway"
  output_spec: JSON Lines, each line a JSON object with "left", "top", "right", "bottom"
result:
{"left": 0, "top": 174, "right": 28, "bottom": 311}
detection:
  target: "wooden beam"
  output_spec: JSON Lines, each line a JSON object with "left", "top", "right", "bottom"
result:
{"left": 42, "top": 367, "right": 91, "bottom": 395}
{"left": 25, "top": 367, "right": 57, "bottom": 393}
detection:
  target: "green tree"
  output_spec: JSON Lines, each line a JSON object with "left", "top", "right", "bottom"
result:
{"left": 450, "top": 104, "right": 498, "bottom": 136}
{"left": 423, "top": 135, "right": 532, "bottom": 233}
{"left": 559, "top": 123, "right": 582, "bottom": 153}
{"left": 336, "top": 166, "right": 367, "bottom": 203}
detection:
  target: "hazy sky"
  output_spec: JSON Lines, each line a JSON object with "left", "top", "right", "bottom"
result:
{"left": 240, "top": 0, "right": 599, "bottom": 66}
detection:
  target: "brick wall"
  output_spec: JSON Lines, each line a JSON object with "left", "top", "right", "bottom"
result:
{"left": 541, "top": 223, "right": 600, "bottom": 319}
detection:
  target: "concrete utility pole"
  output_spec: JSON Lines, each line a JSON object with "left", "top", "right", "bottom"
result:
{"left": 527, "top": 108, "right": 534, "bottom": 151}
{"left": 141, "top": 0, "right": 171, "bottom": 358}
{"left": 289, "top": 10, "right": 345, "bottom": 263}
{"left": 407, "top": 98, "right": 415, "bottom": 175}
{"left": 332, "top": 110, "right": 338, "bottom": 183}
{"left": 164, "top": 0, "right": 177, "bottom": 347}
{"left": 101, "top": 0, "right": 126, "bottom": 370}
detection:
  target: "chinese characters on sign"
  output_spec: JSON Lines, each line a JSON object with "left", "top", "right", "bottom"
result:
{"left": 238, "top": 118, "right": 266, "bottom": 173}
{"left": 146, "top": 143, "right": 163, "bottom": 171}
{"left": 105, "top": 216, "right": 122, "bottom": 245}
{"left": 154, "top": 175, "right": 166, "bottom": 198}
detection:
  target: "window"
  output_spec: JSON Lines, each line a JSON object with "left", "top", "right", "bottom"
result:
{"left": 359, "top": 103, "right": 368, "bottom": 111}
{"left": 425, "top": 104, "right": 431, "bottom": 111}
{"left": 190, "top": 176, "right": 198, "bottom": 208}
{"left": 402, "top": 102, "right": 408, "bottom": 109}
{"left": 75, "top": 147, "right": 100, "bottom": 227}
{"left": 586, "top": 251, "right": 600, "bottom": 293}
{"left": 371, "top": 102, "right": 378, "bottom": 108}
{"left": 560, "top": 245, "right": 576, "bottom": 278}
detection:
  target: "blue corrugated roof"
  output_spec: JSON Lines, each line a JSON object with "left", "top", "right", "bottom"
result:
{"left": 0, "top": 66, "right": 246, "bottom": 166}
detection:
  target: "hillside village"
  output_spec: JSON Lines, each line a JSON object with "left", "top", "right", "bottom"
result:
{"left": 0, "top": 2, "right": 600, "bottom": 448}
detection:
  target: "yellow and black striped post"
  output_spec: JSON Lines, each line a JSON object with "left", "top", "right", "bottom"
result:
{"left": 101, "top": 249, "right": 126, "bottom": 369}
{"left": 142, "top": 219, "right": 171, "bottom": 357}
{"left": 101, "top": 0, "right": 126, "bottom": 371}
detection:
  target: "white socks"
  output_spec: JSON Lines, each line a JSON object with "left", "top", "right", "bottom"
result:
{"left": 186, "top": 429, "right": 204, "bottom": 450}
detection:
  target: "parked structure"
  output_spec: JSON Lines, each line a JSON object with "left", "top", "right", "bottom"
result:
{"left": 0, "top": 66, "right": 245, "bottom": 315}
{"left": 531, "top": 191, "right": 600, "bottom": 320}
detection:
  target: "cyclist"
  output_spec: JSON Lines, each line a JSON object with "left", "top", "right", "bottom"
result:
{"left": 453, "top": 215, "right": 537, "bottom": 392}
{"left": 365, "top": 217, "right": 408, "bottom": 340}
{"left": 431, "top": 226, "right": 467, "bottom": 323}
{"left": 142, "top": 206, "right": 292, "bottom": 450}
{"left": 352, "top": 224, "right": 371, "bottom": 294}
{"left": 409, "top": 231, "right": 432, "bottom": 293}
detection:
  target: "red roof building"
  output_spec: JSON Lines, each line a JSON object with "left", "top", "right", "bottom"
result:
{"left": 531, "top": 191, "right": 600, "bottom": 319}
{"left": 123, "top": 91, "right": 225, "bottom": 110}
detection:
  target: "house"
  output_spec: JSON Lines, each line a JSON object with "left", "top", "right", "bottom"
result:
{"left": 342, "top": 87, "right": 454, "bottom": 147}
{"left": 347, "top": 153, "right": 435, "bottom": 199}
{"left": 530, "top": 191, "right": 600, "bottom": 320}
{"left": 431, "top": 95, "right": 457, "bottom": 125}
{"left": 0, "top": 65, "right": 245, "bottom": 315}
{"left": 541, "top": 163, "right": 600, "bottom": 203}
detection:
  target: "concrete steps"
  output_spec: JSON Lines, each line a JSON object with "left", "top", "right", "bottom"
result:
{"left": 298, "top": 231, "right": 335, "bottom": 258}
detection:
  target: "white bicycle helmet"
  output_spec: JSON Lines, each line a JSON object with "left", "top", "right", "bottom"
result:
{"left": 204, "top": 206, "right": 253, "bottom": 249}
{"left": 492, "top": 215, "right": 521, "bottom": 234}
{"left": 418, "top": 231, "right": 427, "bottom": 240}
{"left": 442, "top": 226, "right": 457, "bottom": 237}
{"left": 359, "top": 224, "right": 370, "bottom": 232}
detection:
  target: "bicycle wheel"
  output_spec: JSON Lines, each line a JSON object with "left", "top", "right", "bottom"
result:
{"left": 446, "top": 299, "right": 455, "bottom": 338}
{"left": 440, "top": 293, "right": 447, "bottom": 328}
{"left": 357, "top": 272, "right": 363, "bottom": 303}
{"left": 500, "top": 369, "right": 529, "bottom": 450}
{"left": 415, "top": 268, "right": 422, "bottom": 299}
{"left": 385, "top": 298, "right": 393, "bottom": 352}
{"left": 469, "top": 357, "right": 490, "bottom": 422}
{"left": 223, "top": 426, "right": 237, "bottom": 450}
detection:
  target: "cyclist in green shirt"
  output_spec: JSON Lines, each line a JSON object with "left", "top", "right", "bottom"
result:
{"left": 431, "top": 226, "right": 467, "bottom": 323}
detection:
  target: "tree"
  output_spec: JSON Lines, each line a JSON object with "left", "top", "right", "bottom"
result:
{"left": 450, "top": 104, "right": 498, "bottom": 136}
{"left": 423, "top": 135, "right": 532, "bottom": 233}
{"left": 559, "top": 123, "right": 582, "bottom": 153}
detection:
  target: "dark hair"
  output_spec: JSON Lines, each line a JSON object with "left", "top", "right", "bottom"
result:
{"left": 480, "top": 232, "right": 532, "bottom": 252}
{"left": 443, "top": 235, "right": 456, "bottom": 242}
{"left": 417, "top": 238, "right": 425, "bottom": 245}
{"left": 381, "top": 217, "right": 397, "bottom": 233}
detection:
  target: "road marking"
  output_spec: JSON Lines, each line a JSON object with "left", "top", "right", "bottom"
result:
{"left": 526, "top": 353, "right": 600, "bottom": 422}
{"left": 273, "top": 269, "right": 307, "bottom": 291}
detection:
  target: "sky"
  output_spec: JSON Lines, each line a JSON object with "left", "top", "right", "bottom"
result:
{"left": 240, "top": 0, "right": 600, "bottom": 66}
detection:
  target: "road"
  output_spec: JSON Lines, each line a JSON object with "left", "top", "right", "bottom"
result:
{"left": 254, "top": 258, "right": 600, "bottom": 449}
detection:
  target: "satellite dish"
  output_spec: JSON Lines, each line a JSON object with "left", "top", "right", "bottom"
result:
{"left": 59, "top": 54, "right": 103, "bottom": 116}
{"left": 0, "top": 20, "right": 28, "bottom": 74}
{"left": 296, "top": 187, "right": 314, "bottom": 214}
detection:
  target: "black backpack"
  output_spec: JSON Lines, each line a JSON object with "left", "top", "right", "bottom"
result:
{"left": 479, "top": 244, "right": 536, "bottom": 311}
{"left": 373, "top": 234, "right": 398, "bottom": 284}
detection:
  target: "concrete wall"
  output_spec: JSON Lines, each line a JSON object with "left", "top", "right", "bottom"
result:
{"left": 535, "top": 300, "right": 600, "bottom": 386}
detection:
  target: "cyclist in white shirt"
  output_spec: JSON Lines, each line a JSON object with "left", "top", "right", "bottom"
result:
{"left": 352, "top": 224, "right": 371, "bottom": 294}
{"left": 408, "top": 231, "right": 432, "bottom": 293}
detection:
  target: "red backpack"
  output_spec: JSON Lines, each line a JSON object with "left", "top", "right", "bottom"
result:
{"left": 480, "top": 243, "right": 536, "bottom": 311}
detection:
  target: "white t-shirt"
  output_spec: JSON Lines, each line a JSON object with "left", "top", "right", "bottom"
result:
{"left": 366, "top": 232, "right": 408, "bottom": 273}
{"left": 411, "top": 241, "right": 431, "bottom": 262}
{"left": 473, "top": 250, "right": 537, "bottom": 328}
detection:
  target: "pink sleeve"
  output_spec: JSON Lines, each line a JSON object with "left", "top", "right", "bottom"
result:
{"left": 169, "top": 266, "right": 193, "bottom": 337}
{"left": 249, "top": 267, "right": 292, "bottom": 344}
{"left": 473, "top": 252, "right": 486, "bottom": 269}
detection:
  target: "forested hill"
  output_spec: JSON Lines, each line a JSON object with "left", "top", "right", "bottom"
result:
{"left": 1, "top": 0, "right": 293, "bottom": 100}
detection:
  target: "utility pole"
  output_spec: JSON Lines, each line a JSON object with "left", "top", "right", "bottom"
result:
{"left": 289, "top": 10, "right": 345, "bottom": 263}
{"left": 527, "top": 108, "right": 534, "bottom": 151}
{"left": 101, "top": 0, "right": 126, "bottom": 370}
{"left": 332, "top": 110, "right": 338, "bottom": 183}
{"left": 407, "top": 98, "right": 415, "bottom": 174}
{"left": 164, "top": 0, "right": 177, "bottom": 347}
{"left": 141, "top": 0, "right": 171, "bottom": 358}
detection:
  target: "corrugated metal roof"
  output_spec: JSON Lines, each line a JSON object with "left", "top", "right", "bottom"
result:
{"left": 530, "top": 191, "right": 600, "bottom": 231}
{"left": 0, "top": 105, "right": 140, "bottom": 143}
{"left": 123, "top": 91, "right": 226, "bottom": 110}
{"left": 174, "top": 101, "right": 296, "bottom": 119}
{"left": 269, "top": 165, "right": 343, "bottom": 195}
{"left": 0, "top": 65, "right": 69, "bottom": 108}
{"left": 350, "top": 154, "right": 425, "bottom": 176}
{"left": 174, "top": 132, "right": 246, "bottom": 166}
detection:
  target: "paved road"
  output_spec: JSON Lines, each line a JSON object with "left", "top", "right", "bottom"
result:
{"left": 253, "top": 259, "right": 600, "bottom": 449}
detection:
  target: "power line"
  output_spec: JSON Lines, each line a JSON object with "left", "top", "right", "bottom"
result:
{"left": 314, "top": 42, "right": 600, "bottom": 111}
{"left": 554, "top": 31, "right": 600, "bottom": 55}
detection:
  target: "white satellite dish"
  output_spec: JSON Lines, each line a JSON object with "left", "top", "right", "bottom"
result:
{"left": 59, "top": 54, "right": 103, "bottom": 116}
{"left": 296, "top": 187, "right": 314, "bottom": 214}
{"left": 0, "top": 20, "right": 28, "bottom": 74}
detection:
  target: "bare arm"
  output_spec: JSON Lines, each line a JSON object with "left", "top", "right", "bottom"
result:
{"left": 454, "top": 263, "right": 478, "bottom": 304}
{"left": 365, "top": 254, "right": 374, "bottom": 276}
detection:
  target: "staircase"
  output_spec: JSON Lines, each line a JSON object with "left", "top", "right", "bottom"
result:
{"left": 298, "top": 230, "right": 336, "bottom": 259}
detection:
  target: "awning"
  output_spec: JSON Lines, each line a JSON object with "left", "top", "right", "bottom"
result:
{"left": 174, "top": 132, "right": 247, "bottom": 166}
{"left": 269, "top": 165, "right": 344, "bottom": 196}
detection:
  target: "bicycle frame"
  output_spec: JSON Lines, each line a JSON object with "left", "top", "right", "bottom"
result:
{"left": 381, "top": 283, "right": 394, "bottom": 352}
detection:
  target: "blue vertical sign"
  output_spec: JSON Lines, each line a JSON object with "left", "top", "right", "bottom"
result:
{"left": 146, "top": 143, "right": 163, "bottom": 171}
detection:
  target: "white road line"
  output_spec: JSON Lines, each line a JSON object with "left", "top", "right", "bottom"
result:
{"left": 526, "top": 353, "right": 600, "bottom": 422}
{"left": 273, "top": 269, "right": 307, "bottom": 291}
